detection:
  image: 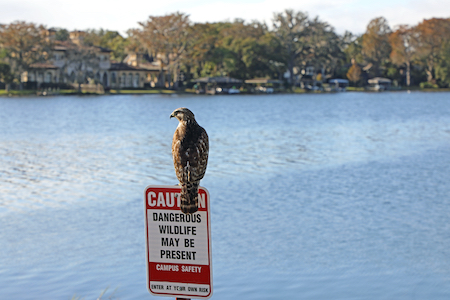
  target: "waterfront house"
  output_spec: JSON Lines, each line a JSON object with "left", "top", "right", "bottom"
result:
{"left": 20, "top": 30, "right": 164, "bottom": 90}
{"left": 367, "top": 77, "right": 392, "bottom": 91}
{"left": 193, "top": 76, "right": 242, "bottom": 94}
{"left": 245, "top": 78, "right": 283, "bottom": 93}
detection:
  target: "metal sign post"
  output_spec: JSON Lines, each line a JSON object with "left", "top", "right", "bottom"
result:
{"left": 144, "top": 185, "right": 213, "bottom": 299}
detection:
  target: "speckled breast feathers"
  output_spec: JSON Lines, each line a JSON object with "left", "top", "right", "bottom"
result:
{"left": 170, "top": 108, "right": 209, "bottom": 214}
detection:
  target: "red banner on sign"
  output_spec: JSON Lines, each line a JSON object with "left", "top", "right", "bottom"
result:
{"left": 148, "top": 263, "right": 211, "bottom": 283}
{"left": 145, "top": 187, "right": 209, "bottom": 211}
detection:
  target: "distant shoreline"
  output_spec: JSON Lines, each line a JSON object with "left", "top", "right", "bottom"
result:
{"left": 1, "top": 87, "right": 450, "bottom": 97}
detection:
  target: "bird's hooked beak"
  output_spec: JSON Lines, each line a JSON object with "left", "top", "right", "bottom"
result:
{"left": 170, "top": 112, "right": 175, "bottom": 119}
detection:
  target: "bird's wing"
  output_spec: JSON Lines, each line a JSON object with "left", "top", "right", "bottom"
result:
{"left": 172, "top": 124, "right": 208, "bottom": 182}
{"left": 191, "top": 128, "right": 209, "bottom": 181}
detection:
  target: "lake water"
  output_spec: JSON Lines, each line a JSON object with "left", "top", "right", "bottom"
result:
{"left": 1, "top": 92, "right": 450, "bottom": 299}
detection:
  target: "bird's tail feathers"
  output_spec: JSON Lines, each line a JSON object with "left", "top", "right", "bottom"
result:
{"left": 180, "top": 181, "right": 199, "bottom": 214}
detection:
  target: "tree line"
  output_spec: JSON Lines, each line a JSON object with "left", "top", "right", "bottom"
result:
{"left": 1, "top": 10, "right": 450, "bottom": 89}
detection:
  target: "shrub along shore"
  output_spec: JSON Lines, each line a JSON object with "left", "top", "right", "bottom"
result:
{"left": 2, "top": 86, "right": 450, "bottom": 97}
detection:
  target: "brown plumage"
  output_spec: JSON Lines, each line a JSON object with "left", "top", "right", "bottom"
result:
{"left": 170, "top": 107, "right": 209, "bottom": 214}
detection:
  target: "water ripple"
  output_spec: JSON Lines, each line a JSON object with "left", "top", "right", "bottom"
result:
{"left": 1, "top": 93, "right": 450, "bottom": 299}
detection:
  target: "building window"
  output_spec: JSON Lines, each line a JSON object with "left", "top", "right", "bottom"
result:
{"left": 44, "top": 72, "right": 52, "bottom": 83}
{"left": 102, "top": 73, "right": 108, "bottom": 87}
{"left": 127, "top": 73, "right": 132, "bottom": 87}
{"left": 133, "top": 73, "right": 139, "bottom": 87}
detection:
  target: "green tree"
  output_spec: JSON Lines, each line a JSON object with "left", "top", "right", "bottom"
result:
{"left": 182, "top": 20, "right": 273, "bottom": 80}
{"left": 435, "top": 40, "right": 450, "bottom": 87}
{"left": 362, "top": 17, "right": 392, "bottom": 77}
{"left": 213, "top": 20, "right": 271, "bottom": 80}
{"left": 389, "top": 25, "right": 414, "bottom": 86}
{"left": 342, "top": 31, "right": 363, "bottom": 64}
{"left": 108, "top": 35, "right": 128, "bottom": 62}
{"left": 306, "top": 17, "right": 344, "bottom": 79}
{"left": 83, "top": 29, "right": 103, "bottom": 46}
{"left": 0, "top": 63, "right": 13, "bottom": 91}
{"left": 81, "top": 29, "right": 128, "bottom": 61}
{"left": 346, "top": 59, "right": 362, "bottom": 86}
{"left": 258, "top": 32, "right": 286, "bottom": 80}
{"left": 182, "top": 22, "right": 219, "bottom": 79}
{"left": 0, "top": 21, "right": 51, "bottom": 89}
{"left": 412, "top": 18, "right": 450, "bottom": 84}
{"left": 55, "top": 28, "right": 70, "bottom": 41}
{"left": 272, "top": 9, "right": 310, "bottom": 87}
{"left": 132, "top": 12, "right": 191, "bottom": 88}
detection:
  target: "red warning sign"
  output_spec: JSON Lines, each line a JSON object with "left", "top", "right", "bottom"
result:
{"left": 144, "top": 185, "right": 213, "bottom": 298}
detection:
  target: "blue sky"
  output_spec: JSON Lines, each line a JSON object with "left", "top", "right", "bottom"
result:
{"left": 1, "top": 0, "right": 448, "bottom": 35}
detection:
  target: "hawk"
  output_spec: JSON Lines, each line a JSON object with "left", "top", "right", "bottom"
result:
{"left": 170, "top": 107, "right": 209, "bottom": 214}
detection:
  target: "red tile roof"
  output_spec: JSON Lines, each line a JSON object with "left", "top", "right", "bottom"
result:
{"left": 29, "top": 63, "right": 58, "bottom": 69}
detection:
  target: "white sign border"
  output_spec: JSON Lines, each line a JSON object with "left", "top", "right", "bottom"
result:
{"left": 144, "top": 184, "right": 213, "bottom": 299}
